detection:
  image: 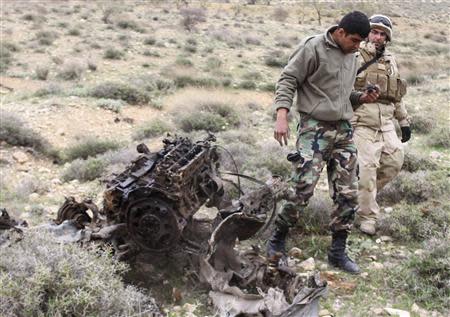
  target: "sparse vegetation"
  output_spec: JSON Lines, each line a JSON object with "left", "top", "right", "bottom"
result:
{"left": 133, "top": 118, "right": 171, "bottom": 140}
{"left": 0, "top": 112, "right": 54, "bottom": 157}
{"left": 36, "top": 30, "right": 57, "bottom": 46}
{"left": 96, "top": 98, "right": 124, "bottom": 113}
{"left": 103, "top": 47, "right": 124, "bottom": 60}
{"left": 64, "top": 138, "right": 121, "bottom": 161}
{"left": 62, "top": 157, "right": 106, "bottom": 182}
{"left": 0, "top": 230, "right": 158, "bottom": 316}
{"left": 427, "top": 126, "right": 450, "bottom": 148}
{"left": 57, "top": 62, "right": 84, "bottom": 80}
{"left": 180, "top": 7, "right": 206, "bottom": 31}
{"left": 90, "top": 82, "right": 150, "bottom": 104}
{"left": 264, "top": 50, "right": 288, "bottom": 67}
{"left": 35, "top": 66, "right": 49, "bottom": 80}
{"left": 272, "top": 7, "right": 289, "bottom": 22}
{"left": 402, "top": 147, "right": 438, "bottom": 172}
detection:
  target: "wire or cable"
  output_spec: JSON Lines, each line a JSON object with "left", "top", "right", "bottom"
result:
{"left": 212, "top": 145, "right": 242, "bottom": 198}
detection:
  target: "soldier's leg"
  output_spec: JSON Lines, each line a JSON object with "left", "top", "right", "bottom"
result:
{"left": 377, "top": 130, "right": 404, "bottom": 190}
{"left": 268, "top": 117, "right": 330, "bottom": 258}
{"left": 353, "top": 127, "right": 383, "bottom": 233}
{"left": 327, "top": 120, "right": 360, "bottom": 273}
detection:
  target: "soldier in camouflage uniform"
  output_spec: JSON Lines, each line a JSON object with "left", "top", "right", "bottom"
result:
{"left": 352, "top": 15, "right": 411, "bottom": 235}
{"left": 267, "top": 11, "right": 379, "bottom": 274}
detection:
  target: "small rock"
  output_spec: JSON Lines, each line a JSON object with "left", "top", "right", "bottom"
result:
{"left": 380, "top": 236, "right": 393, "bottom": 242}
{"left": 375, "top": 238, "right": 382, "bottom": 244}
{"left": 319, "top": 309, "right": 332, "bottom": 316}
{"left": 414, "top": 249, "right": 425, "bottom": 256}
{"left": 288, "top": 247, "right": 302, "bottom": 259}
{"left": 384, "top": 307, "right": 410, "bottom": 317}
{"left": 371, "top": 308, "right": 384, "bottom": 315}
{"left": 172, "top": 287, "right": 182, "bottom": 303}
{"left": 369, "top": 262, "right": 384, "bottom": 270}
{"left": 299, "top": 257, "right": 315, "bottom": 271}
{"left": 13, "top": 151, "right": 28, "bottom": 163}
{"left": 429, "top": 151, "right": 442, "bottom": 160}
{"left": 29, "top": 193, "right": 40, "bottom": 201}
{"left": 360, "top": 272, "right": 369, "bottom": 278}
{"left": 57, "top": 128, "right": 65, "bottom": 136}
{"left": 384, "top": 207, "right": 393, "bottom": 213}
{"left": 368, "top": 255, "right": 377, "bottom": 261}
{"left": 51, "top": 178, "right": 62, "bottom": 185}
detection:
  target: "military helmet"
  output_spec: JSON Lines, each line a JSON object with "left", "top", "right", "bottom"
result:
{"left": 369, "top": 14, "right": 393, "bottom": 41}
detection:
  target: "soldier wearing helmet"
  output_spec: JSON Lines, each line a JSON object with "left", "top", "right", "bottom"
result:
{"left": 352, "top": 14, "right": 411, "bottom": 235}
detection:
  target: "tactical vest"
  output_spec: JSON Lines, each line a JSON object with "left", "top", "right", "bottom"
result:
{"left": 355, "top": 49, "right": 407, "bottom": 103}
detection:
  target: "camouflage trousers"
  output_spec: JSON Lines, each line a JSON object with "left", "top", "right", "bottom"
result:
{"left": 275, "top": 116, "right": 359, "bottom": 232}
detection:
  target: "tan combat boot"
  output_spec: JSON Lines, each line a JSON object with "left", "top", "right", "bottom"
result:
{"left": 360, "top": 220, "right": 376, "bottom": 235}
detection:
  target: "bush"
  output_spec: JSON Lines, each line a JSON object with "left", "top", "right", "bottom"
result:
{"left": 35, "top": 66, "right": 49, "bottom": 80}
{"left": 64, "top": 138, "right": 120, "bottom": 161}
{"left": 36, "top": 30, "right": 57, "bottom": 45}
{"left": 57, "top": 62, "right": 84, "bottom": 80}
{"left": 87, "top": 59, "right": 97, "bottom": 71}
{"left": 144, "top": 36, "right": 156, "bottom": 45}
{"left": 133, "top": 119, "right": 171, "bottom": 140}
{"left": 378, "top": 170, "right": 450, "bottom": 205}
{"left": 68, "top": 28, "right": 81, "bottom": 36}
{"left": 272, "top": 7, "right": 289, "bottom": 22}
{"left": 90, "top": 82, "right": 150, "bottom": 104}
{"left": 0, "top": 48, "right": 12, "bottom": 73}
{"left": 116, "top": 18, "right": 140, "bottom": 31}
{"left": 33, "top": 83, "right": 63, "bottom": 97}
{"left": 96, "top": 98, "right": 124, "bottom": 113}
{"left": 410, "top": 113, "right": 436, "bottom": 134}
{"left": 427, "top": 126, "right": 450, "bottom": 148}
{"left": 297, "top": 192, "right": 333, "bottom": 234}
{"left": 175, "top": 56, "right": 193, "bottom": 66}
{"left": 402, "top": 147, "right": 438, "bottom": 172}
{"left": 0, "top": 112, "right": 54, "bottom": 156}
{"left": 103, "top": 47, "right": 124, "bottom": 60}
{"left": 264, "top": 50, "right": 288, "bottom": 68}
{"left": 387, "top": 237, "right": 450, "bottom": 312}
{"left": 238, "top": 80, "right": 257, "bottom": 90}
{"left": 174, "top": 75, "right": 221, "bottom": 88}
{"left": 245, "top": 36, "right": 261, "bottom": 45}
{"left": 180, "top": 7, "right": 206, "bottom": 31}
{"left": 62, "top": 157, "right": 106, "bottom": 182}
{"left": 378, "top": 201, "right": 450, "bottom": 242}
{"left": 178, "top": 102, "right": 240, "bottom": 133}
{"left": 0, "top": 230, "right": 159, "bottom": 316}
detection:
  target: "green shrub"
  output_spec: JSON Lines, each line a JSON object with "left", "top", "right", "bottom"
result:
{"left": 206, "top": 56, "right": 222, "bottom": 69}
{"left": 179, "top": 112, "right": 228, "bottom": 133}
{"left": 0, "top": 230, "right": 159, "bottom": 316}
{"left": 90, "top": 82, "right": 150, "bottom": 104}
{"left": 427, "top": 126, "right": 450, "bottom": 148}
{"left": 245, "top": 142, "right": 292, "bottom": 178}
{"left": 144, "top": 36, "right": 156, "bottom": 45}
{"left": 33, "top": 83, "right": 63, "bottom": 97}
{"left": 260, "top": 82, "right": 276, "bottom": 92}
{"left": 62, "top": 157, "right": 106, "bottom": 182}
{"left": 175, "top": 56, "right": 193, "bottom": 66}
{"left": 0, "top": 113, "right": 54, "bottom": 156}
{"left": 116, "top": 19, "right": 140, "bottom": 31}
{"left": 180, "top": 7, "right": 206, "bottom": 31}
{"left": 402, "top": 148, "right": 438, "bottom": 172}
{"left": 36, "top": 30, "right": 57, "bottom": 45}
{"left": 174, "top": 75, "right": 221, "bottom": 88}
{"left": 64, "top": 138, "right": 120, "bottom": 161}
{"left": 133, "top": 119, "right": 171, "bottom": 140}
{"left": 378, "top": 170, "right": 450, "bottom": 205}
{"left": 378, "top": 201, "right": 450, "bottom": 241}
{"left": 57, "top": 62, "right": 84, "bottom": 80}
{"left": 410, "top": 113, "right": 436, "bottom": 134}
{"left": 238, "top": 80, "right": 257, "bottom": 90}
{"left": 103, "top": 47, "right": 124, "bottom": 60}
{"left": 387, "top": 237, "right": 450, "bottom": 312}
{"left": 264, "top": 50, "right": 288, "bottom": 68}
{"left": 35, "top": 66, "right": 49, "bottom": 80}
{"left": 297, "top": 192, "right": 333, "bottom": 234}
{"left": 96, "top": 98, "right": 124, "bottom": 113}
{"left": 68, "top": 28, "right": 81, "bottom": 36}
{"left": 0, "top": 48, "right": 12, "bottom": 73}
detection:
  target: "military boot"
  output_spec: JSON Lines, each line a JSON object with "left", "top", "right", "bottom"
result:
{"left": 328, "top": 231, "right": 360, "bottom": 274}
{"left": 266, "top": 226, "right": 289, "bottom": 259}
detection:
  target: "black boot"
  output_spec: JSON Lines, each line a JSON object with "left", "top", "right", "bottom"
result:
{"left": 328, "top": 231, "right": 360, "bottom": 274}
{"left": 266, "top": 226, "right": 289, "bottom": 259}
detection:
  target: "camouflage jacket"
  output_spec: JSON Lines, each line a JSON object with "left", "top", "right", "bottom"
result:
{"left": 274, "top": 26, "right": 363, "bottom": 122}
{"left": 351, "top": 42, "right": 410, "bottom": 131}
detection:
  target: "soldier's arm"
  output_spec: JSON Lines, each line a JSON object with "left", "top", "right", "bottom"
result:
{"left": 394, "top": 100, "right": 410, "bottom": 127}
{"left": 274, "top": 42, "right": 316, "bottom": 112}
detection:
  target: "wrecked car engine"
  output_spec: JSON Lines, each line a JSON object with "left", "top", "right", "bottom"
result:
{"left": 4, "top": 135, "right": 328, "bottom": 316}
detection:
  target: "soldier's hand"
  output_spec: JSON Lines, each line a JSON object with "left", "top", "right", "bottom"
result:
{"left": 359, "top": 85, "right": 380, "bottom": 104}
{"left": 274, "top": 109, "right": 290, "bottom": 146}
{"left": 401, "top": 126, "right": 411, "bottom": 143}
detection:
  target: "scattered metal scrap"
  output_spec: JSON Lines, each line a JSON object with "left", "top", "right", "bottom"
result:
{"left": 2, "top": 135, "right": 328, "bottom": 316}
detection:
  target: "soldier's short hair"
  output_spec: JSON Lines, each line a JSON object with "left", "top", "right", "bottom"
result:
{"left": 338, "top": 11, "right": 370, "bottom": 38}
